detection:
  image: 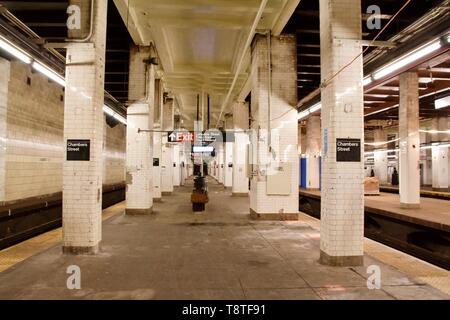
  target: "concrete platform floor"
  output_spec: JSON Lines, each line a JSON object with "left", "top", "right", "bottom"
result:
{"left": 0, "top": 178, "right": 448, "bottom": 300}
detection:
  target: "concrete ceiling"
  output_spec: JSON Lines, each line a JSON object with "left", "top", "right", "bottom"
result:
{"left": 114, "top": 0, "right": 295, "bottom": 129}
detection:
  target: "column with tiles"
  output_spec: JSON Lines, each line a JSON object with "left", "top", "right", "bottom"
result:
{"left": 153, "top": 79, "right": 163, "bottom": 201}
{"left": 249, "top": 34, "right": 299, "bottom": 220}
{"left": 305, "top": 115, "right": 321, "bottom": 189}
{"left": 399, "top": 72, "right": 420, "bottom": 208}
{"left": 232, "top": 101, "right": 249, "bottom": 196}
{"left": 125, "top": 45, "right": 154, "bottom": 215}
{"left": 161, "top": 98, "right": 174, "bottom": 195}
{"left": 373, "top": 128, "right": 388, "bottom": 185}
{"left": 431, "top": 116, "right": 449, "bottom": 190}
{"left": 319, "top": 0, "right": 364, "bottom": 265}
{"left": 62, "top": 0, "right": 108, "bottom": 254}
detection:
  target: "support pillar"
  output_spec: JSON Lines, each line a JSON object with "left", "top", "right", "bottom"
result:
{"left": 224, "top": 141, "right": 233, "bottom": 188}
{"left": 373, "top": 128, "right": 388, "bottom": 185}
{"left": 399, "top": 72, "right": 420, "bottom": 208}
{"left": 319, "top": 0, "right": 364, "bottom": 266}
{"left": 125, "top": 46, "right": 154, "bottom": 215}
{"left": 431, "top": 116, "right": 449, "bottom": 190}
{"left": 218, "top": 143, "right": 224, "bottom": 184}
{"left": 153, "top": 79, "right": 163, "bottom": 201}
{"left": 305, "top": 115, "right": 321, "bottom": 189}
{"left": 249, "top": 34, "right": 299, "bottom": 221}
{"left": 62, "top": 0, "right": 108, "bottom": 254}
{"left": 232, "top": 101, "right": 249, "bottom": 196}
{"left": 224, "top": 114, "right": 233, "bottom": 188}
{"left": 161, "top": 98, "right": 174, "bottom": 195}
{"left": 173, "top": 144, "right": 181, "bottom": 187}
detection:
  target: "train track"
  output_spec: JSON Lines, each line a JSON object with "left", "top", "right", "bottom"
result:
{"left": 299, "top": 191, "right": 450, "bottom": 270}
{"left": 0, "top": 183, "right": 125, "bottom": 250}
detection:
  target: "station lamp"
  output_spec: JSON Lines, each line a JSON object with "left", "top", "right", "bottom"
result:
{"left": 0, "top": 35, "right": 31, "bottom": 64}
{"left": 435, "top": 95, "right": 450, "bottom": 110}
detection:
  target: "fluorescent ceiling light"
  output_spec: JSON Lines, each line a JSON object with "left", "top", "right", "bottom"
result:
{"left": 113, "top": 113, "right": 127, "bottom": 125}
{"left": 297, "top": 102, "right": 322, "bottom": 120}
{"left": 363, "top": 77, "right": 372, "bottom": 86}
{"left": 193, "top": 146, "right": 214, "bottom": 153}
{"left": 309, "top": 103, "right": 322, "bottom": 113}
{"left": 0, "top": 35, "right": 124, "bottom": 123}
{"left": 0, "top": 37, "right": 32, "bottom": 64}
{"left": 103, "top": 104, "right": 127, "bottom": 125}
{"left": 102, "top": 105, "right": 115, "bottom": 116}
{"left": 373, "top": 40, "right": 442, "bottom": 80}
{"left": 32, "top": 61, "right": 65, "bottom": 87}
{"left": 297, "top": 110, "right": 310, "bottom": 120}
{"left": 435, "top": 95, "right": 450, "bottom": 109}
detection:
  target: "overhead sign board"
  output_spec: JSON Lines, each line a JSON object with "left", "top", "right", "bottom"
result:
{"left": 336, "top": 138, "right": 361, "bottom": 162}
{"left": 168, "top": 130, "right": 235, "bottom": 143}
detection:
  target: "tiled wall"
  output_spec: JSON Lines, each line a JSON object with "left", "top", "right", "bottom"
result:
{"left": 0, "top": 58, "right": 125, "bottom": 203}
{"left": 103, "top": 119, "right": 126, "bottom": 185}
{"left": 0, "top": 58, "right": 9, "bottom": 201}
{"left": 5, "top": 60, "right": 64, "bottom": 201}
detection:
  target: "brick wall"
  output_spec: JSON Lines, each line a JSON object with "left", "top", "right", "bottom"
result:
{"left": 0, "top": 58, "right": 9, "bottom": 201}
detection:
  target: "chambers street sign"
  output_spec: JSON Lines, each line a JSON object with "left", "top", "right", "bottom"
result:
{"left": 336, "top": 138, "right": 361, "bottom": 162}
{"left": 66, "top": 139, "right": 90, "bottom": 161}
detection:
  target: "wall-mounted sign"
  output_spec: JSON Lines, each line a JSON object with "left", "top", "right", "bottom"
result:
{"left": 66, "top": 139, "right": 90, "bottom": 161}
{"left": 153, "top": 158, "right": 160, "bottom": 166}
{"left": 336, "top": 138, "right": 361, "bottom": 162}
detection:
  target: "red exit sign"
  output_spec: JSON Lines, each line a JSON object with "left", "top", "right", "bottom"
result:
{"left": 168, "top": 131, "right": 195, "bottom": 143}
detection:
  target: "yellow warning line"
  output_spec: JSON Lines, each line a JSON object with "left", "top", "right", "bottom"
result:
{"left": 0, "top": 202, "right": 125, "bottom": 273}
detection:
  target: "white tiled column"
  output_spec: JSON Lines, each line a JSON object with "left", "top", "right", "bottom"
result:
{"left": 224, "top": 141, "right": 233, "bottom": 188}
{"left": 431, "top": 116, "right": 449, "bottom": 190}
{"left": 373, "top": 128, "right": 388, "bottom": 185}
{"left": 153, "top": 79, "right": 163, "bottom": 201}
{"left": 161, "top": 98, "right": 174, "bottom": 195}
{"left": 232, "top": 101, "right": 249, "bottom": 196}
{"left": 399, "top": 72, "right": 420, "bottom": 208}
{"left": 180, "top": 146, "right": 187, "bottom": 185}
{"left": 0, "top": 58, "right": 9, "bottom": 202}
{"left": 62, "top": 0, "right": 107, "bottom": 254}
{"left": 125, "top": 45, "right": 154, "bottom": 215}
{"left": 173, "top": 144, "right": 181, "bottom": 187}
{"left": 249, "top": 34, "right": 299, "bottom": 221}
{"left": 224, "top": 115, "right": 234, "bottom": 188}
{"left": 125, "top": 46, "right": 154, "bottom": 213}
{"left": 218, "top": 143, "right": 224, "bottom": 183}
{"left": 305, "top": 115, "right": 321, "bottom": 189}
{"left": 319, "top": 0, "right": 364, "bottom": 266}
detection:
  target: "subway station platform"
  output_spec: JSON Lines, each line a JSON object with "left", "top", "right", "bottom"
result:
{"left": 0, "top": 178, "right": 448, "bottom": 300}
{"left": 380, "top": 185, "right": 450, "bottom": 201}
